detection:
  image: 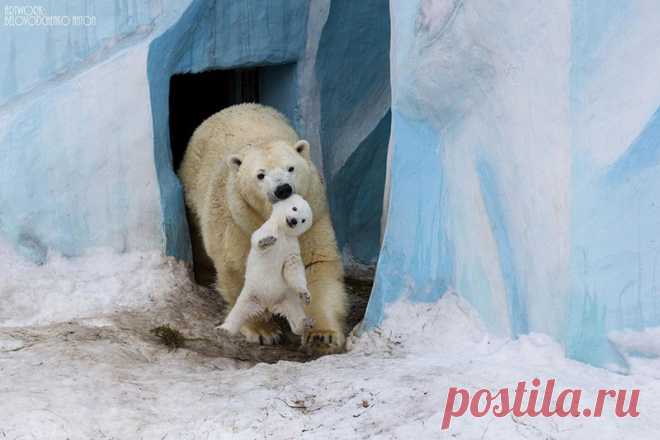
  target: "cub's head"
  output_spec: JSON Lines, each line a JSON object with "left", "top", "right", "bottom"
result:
{"left": 271, "top": 194, "right": 313, "bottom": 237}
{"left": 228, "top": 139, "right": 312, "bottom": 216}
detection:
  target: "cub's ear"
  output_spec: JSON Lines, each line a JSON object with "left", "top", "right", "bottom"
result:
{"left": 293, "top": 140, "right": 310, "bottom": 160}
{"left": 227, "top": 154, "right": 242, "bottom": 172}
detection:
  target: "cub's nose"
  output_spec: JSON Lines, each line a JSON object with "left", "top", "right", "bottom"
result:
{"left": 274, "top": 184, "right": 293, "bottom": 200}
{"left": 286, "top": 217, "right": 298, "bottom": 228}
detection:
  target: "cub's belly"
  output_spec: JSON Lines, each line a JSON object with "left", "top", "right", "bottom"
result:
{"left": 244, "top": 268, "right": 289, "bottom": 305}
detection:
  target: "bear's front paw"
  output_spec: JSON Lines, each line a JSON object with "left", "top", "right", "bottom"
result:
{"left": 257, "top": 235, "right": 277, "bottom": 249}
{"left": 299, "top": 290, "right": 311, "bottom": 305}
{"left": 305, "top": 329, "right": 345, "bottom": 354}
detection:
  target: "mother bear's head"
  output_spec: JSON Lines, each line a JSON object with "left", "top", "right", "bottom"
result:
{"left": 227, "top": 139, "right": 326, "bottom": 222}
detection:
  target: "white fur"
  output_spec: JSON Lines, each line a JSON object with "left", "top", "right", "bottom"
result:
{"left": 179, "top": 103, "right": 347, "bottom": 351}
{"left": 219, "top": 195, "right": 315, "bottom": 338}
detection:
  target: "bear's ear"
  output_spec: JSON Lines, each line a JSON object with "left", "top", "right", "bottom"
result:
{"left": 294, "top": 140, "right": 310, "bottom": 160}
{"left": 227, "top": 154, "right": 242, "bottom": 172}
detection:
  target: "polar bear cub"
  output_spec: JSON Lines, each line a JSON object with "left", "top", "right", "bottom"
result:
{"left": 218, "top": 194, "right": 314, "bottom": 338}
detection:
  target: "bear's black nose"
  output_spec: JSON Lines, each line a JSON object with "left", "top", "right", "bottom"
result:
{"left": 286, "top": 217, "right": 298, "bottom": 228}
{"left": 274, "top": 184, "right": 292, "bottom": 200}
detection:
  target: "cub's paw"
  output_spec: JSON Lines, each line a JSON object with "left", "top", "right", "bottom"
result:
{"left": 215, "top": 323, "right": 236, "bottom": 335}
{"left": 257, "top": 236, "right": 277, "bottom": 250}
{"left": 299, "top": 290, "right": 311, "bottom": 305}
{"left": 304, "top": 329, "right": 345, "bottom": 354}
{"left": 240, "top": 319, "right": 283, "bottom": 345}
{"left": 303, "top": 317, "right": 315, "bottom": 330}
{"left": 291, "top": 317, "right": 315, "bottom": 337}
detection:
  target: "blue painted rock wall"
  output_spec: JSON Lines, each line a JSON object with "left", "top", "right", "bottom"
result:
{"left": 365, "top": 0, "right": 660, "bottom": 369}
{"left": 0, "top": 0, "right": 188, "bottom": 262}
{"left": 316, "top": 0, "right": 391, "bottom": 269}
{"left": 0, "top": 0, "right": 390, "bottom": 271}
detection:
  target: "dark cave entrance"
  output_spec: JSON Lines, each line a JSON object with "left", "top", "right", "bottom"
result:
{"left": 169, "top": 68, "right": 260, "bottom": 287}
{"left": 169, "top": 68, "right": 260, "bottom": 173}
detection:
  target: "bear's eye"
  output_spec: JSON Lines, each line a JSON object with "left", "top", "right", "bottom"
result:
{"left": 288, "top": 166, "right": 295, "bottom": 173}
{"left": 292, "top": 207, "right": 297, "bottom": 211}
{"left": 302, "top": 219, "right": 306, "bottom": 223}
{"left": 257, "top": 173, "right": 265, "bottom": 180}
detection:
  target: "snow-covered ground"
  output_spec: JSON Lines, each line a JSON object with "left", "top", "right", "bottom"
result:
{"left": 1, "top": 247, "right": 659, "bottom": 439}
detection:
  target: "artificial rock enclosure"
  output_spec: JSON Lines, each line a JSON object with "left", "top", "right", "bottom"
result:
{"left": 0, "top": 0, "right": 391, "bottom": 270}
{"left": 1, "top": 0, "right": 660, "bottom": 370}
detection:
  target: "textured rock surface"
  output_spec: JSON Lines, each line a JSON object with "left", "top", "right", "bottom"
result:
{"left": 0, "top": 1, "right": 188, "bottom": 262}
{"left": 365, "top": 0, "right": 660, "bottom": 369}
{"left": 315, "top": 0, "right": 391, "bottom": 269}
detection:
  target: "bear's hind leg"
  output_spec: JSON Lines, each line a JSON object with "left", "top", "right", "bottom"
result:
{"left": 216, "top": 265, "right": 283, "bottom": 345}
{"left": 272, "top": 294, "right": 313, "bottom": 337}
{"left": 218, "top": 288, "right": 264, "bottom": 335}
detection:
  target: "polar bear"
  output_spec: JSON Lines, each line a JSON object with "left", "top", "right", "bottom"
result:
{"left": 179, "top": 103, "right": 347, "bottom": 353}
{"left": 219, "top": 194, "right": 315, "bottom": 339}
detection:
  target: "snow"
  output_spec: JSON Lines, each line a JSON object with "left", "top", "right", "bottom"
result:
{"left": 0, "top": 238, "right": 191, "bottom": 327}
{"left": 1, "top": 247, "right": 659, "bottom": 439}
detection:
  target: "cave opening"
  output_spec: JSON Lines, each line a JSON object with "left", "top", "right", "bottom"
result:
{"left": 169, "top": 68, "right": 259, "bottom": 173}
{"left": 168, "top": 67, "right": 261, "bottom": 287}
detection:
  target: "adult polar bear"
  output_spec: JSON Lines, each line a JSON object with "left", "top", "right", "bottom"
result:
{"left": 179, "top": 103, "right": 347, "bottom": 353}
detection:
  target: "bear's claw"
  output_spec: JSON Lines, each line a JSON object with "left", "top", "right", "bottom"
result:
{"left": 304, "top": 329, "right": 344, "bottom": 354}
{"left": 257, "top": 235, "right": 277, "bottom": 249}
{"left": 299, "top": 290, "right": 311, "bottom": 305}
{"left": 240, "top": 320, "right": 283, "bottom": 345}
